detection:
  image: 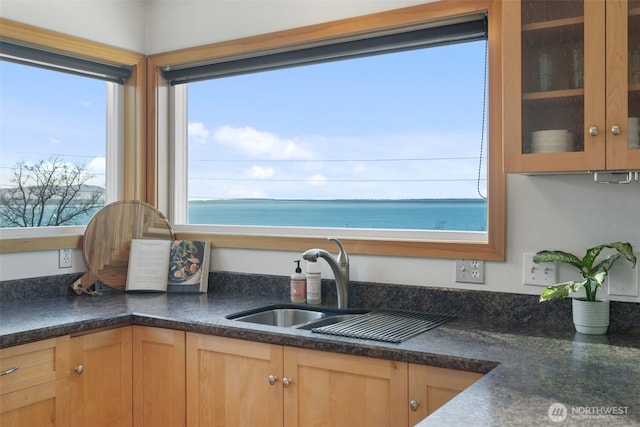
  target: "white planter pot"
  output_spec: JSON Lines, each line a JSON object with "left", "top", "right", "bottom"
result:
{"left": 572, "top": 299, "right": 610, "bottom": 335}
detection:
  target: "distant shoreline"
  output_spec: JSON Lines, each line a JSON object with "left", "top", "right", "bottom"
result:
{"left": 188, "top": 198, "right": 487, "bottom": 231}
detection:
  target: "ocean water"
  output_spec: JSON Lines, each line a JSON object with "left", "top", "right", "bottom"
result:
{"left": 188, "top": 199, "right": 487, "bottom": 231}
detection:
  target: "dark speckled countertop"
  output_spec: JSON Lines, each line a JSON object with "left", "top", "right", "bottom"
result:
{"left": 1, "top": 272, "right": 639, "bottom": 426}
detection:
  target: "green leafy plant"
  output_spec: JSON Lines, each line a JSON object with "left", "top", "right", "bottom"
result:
{"left": 534, "top": 242, "right": 636, "bottom": 302}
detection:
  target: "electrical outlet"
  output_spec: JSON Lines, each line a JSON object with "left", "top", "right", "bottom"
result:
{"left": 59, "top": 249, "right": 73, "bottom": 268}
{"left": 455, "top": 259, "right": 484, "bottom": 284}
{"left": 523, "top": 252, "right": 556, "bottom": 286}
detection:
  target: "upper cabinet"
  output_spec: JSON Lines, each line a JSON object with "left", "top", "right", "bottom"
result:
{"left": 504, "top": 0, "right": 640, "bottom": 173}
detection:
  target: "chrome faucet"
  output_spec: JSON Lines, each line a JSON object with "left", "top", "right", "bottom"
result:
{"left": 302, "top": 238, "right": 349, "bottom": 309}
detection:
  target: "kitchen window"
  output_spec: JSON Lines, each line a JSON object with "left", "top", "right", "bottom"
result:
{"left": 0, "top": 20, "right": 145, "bottom": 247}
{"left": 0, "top": 60, "right": 117, "bottom": 228}
{"left": 153, "top": 0, "right": 505, "bottom": 259}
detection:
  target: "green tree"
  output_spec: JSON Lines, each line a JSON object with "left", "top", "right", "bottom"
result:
{"left": 0, "top": 156, "right": 104, "bottom": 227}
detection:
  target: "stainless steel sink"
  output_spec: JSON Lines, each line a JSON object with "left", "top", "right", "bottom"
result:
{"left": 230, "top": 307, "right": 327, "bottom": 327}
{"left": 226, "top": 304, "right": 369, "bottom": 328}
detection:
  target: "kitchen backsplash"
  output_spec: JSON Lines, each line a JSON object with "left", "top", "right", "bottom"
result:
{"left": 1, "top": 271, "right": 639, "bottom": 336}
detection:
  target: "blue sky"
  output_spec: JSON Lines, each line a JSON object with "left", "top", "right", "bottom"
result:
{"left": 0, "top": 61, "right": 107, "bottom": 188}
{"left": 187, "top": 40, "right": 487, "bottom": 200}
{"left": 1, "top": 40, "right": 487, "bottom": 200}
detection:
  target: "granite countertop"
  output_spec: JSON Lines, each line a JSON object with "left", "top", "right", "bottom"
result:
{"left": 1, "top": 287, "right": 639, "bottom": 426}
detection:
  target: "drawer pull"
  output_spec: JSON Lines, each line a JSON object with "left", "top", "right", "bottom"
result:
{"left": 74, "top": 365, "right": 84, "bottom": 375}
{"left": 410, "top": 400, "right": 419, "bottom": 412}
{"left": 268, "top": 375, "right": 278, "bottom": 385}
{"left": 282, "top": 377, "right": 292, "bottom": 388}
{"left": 0, "top": 365, "right": 20, "bottom": 376}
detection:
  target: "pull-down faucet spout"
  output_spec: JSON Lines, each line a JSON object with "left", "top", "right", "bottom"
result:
{"left": 302, "top": 238, "right": 349, "bottom": 309}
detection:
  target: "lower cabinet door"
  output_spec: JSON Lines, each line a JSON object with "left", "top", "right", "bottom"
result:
{"left": 133, "top": 326, "right": 186, "bottom": 427}
{"left": 283, "top": 347, "right": 408, "bottom": 427}
{"left": 186, "top": 333, "right": 283, "bottom": 427}
{"left": 408, "top": 363, "right": 483, "bottom": 425}
{"left": 70, "top": 327, "right": 133, "bottom": 427}
{"left": 0, "top": 380, "right": 69, "bottom": 427}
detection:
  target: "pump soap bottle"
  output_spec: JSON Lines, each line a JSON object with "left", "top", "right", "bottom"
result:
{"left": 290, "top": 260, "right": 306, "bottom": 304}
{"left": 306, "top": 259, "right": 322, "bottom": 305}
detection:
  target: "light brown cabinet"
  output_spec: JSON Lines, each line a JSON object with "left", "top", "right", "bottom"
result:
{"left": 70, "top": 327, "right": 133, "bottom": 427}
{"left": 1, "top": 327, "right": 483, "bottom": 427}
{"left": 186, "top": 333, "right": 481, "bottom": 427}
{"left": 186, "top": 333, "right": 284, "bottom": 427}
{"left": 504, "top": 0, "right": 640, "bottom": 173}
{"left": 186, "top": 333, "right": 407, "bottom": 427}
{"left": 408, "top": 364, "right": 483, "bottom": 425}
{"left": 283, "top": 346, "right": 408, "bottom": 427}
{"left": 133, "top": 326, "right": 186, "bottom": 427}
{"left": 0, "top": 337, "right": 70, "bottom": 427}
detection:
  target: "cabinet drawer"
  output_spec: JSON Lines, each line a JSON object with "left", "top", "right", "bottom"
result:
{"left": 0, "top": 379, "right": 70, "bottom": 427}
{"left": 0, "top": 337, "right": 70, "bottom": 395}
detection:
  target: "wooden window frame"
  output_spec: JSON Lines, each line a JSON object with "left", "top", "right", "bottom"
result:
{"left": 0, "top": 19, "right": 147, "bottom": 254}
{"left": 0, "top": 0, "right": 505, "bottom": 261}
{"left": 150, "top": 0, "right": 505, "bottom": 260}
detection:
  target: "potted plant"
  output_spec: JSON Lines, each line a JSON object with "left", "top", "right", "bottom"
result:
{"left": 534, "top": 242, "right": 636, "bottom": 335}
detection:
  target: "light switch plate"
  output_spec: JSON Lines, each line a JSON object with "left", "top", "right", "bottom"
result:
{"left": 523, "top": 252, "right": 556, "bottom": 287}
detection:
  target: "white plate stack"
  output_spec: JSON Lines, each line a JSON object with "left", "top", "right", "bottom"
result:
{"left": 531, "top": 130, "right": 571, "bottom": 153}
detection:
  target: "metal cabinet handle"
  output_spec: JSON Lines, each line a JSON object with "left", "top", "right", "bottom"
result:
{"left": 410, "top": 400, "right": 419, "bottom": 412}
{"left": 611, "top": 124, "right": 621, "bottom": 135}
{"left": 0, "top": 366, "right": 19, "bottom": 376}
{"left": 74, "top": 365, "right": 84, "bottom": 375}
{"left": 589, "top": 126, "right": 599, "bottom": 136}
{"left": 282, "top": 377, "right": 292, "bottom": 388}
{"left": 268, "top": 375, "right": 278, "bottom": 385}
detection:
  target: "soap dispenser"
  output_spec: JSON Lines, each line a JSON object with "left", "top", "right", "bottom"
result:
{"left": 290, "top": 260, "right": 306, "bottom": 303}
{"left": 306, "top": 259, "right": 321, "bottom": 305}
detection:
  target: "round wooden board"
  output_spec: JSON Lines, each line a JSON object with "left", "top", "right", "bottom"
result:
{"left": 80, "top": 200, "right": 174, "bottom": 291}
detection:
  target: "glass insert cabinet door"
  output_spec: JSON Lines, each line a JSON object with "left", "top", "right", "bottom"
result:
{"left": 521, "top": 1, "right": 586, "bottom": 156}
{"left": 504, "top": 0, "right": 640, "bottom": 173}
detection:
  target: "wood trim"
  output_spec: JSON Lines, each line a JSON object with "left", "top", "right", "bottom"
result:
{"left": 0, "top": 235, "right": 83, "bottom": 253}
{"left": 486, "top": 0, "right": 506, "bottom": 261}
{"left": 605, "top": 0, "right": 640, "bottom": 169}
{"left": 153, "top": 0, "right": 505, "bottom": 261}
{"left": 174, "top": 232, "right": 504, "bottom": 260}
{"left": 150, "top": 1, "right": 493, "bottom": 67}
{"left": 502, "top": 0, "right": 523, "bottom": 172}
{"left": 124, "top": 56, "right": 148, "bottom": 201}
{"left": 0, "top": 18, "right": 142, "bottom": 66}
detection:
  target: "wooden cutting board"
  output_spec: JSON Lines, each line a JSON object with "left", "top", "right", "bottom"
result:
{"left": 71, "top": 200, "right": 174, "bottom": 294}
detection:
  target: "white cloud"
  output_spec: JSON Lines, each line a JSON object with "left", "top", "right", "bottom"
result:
{"left": 214, "top": 125, "right": 313, "bottom": 159}
{"left": 80, "top": 100, "right": 92, "bottom": 108}
{"left": 189, "top": 122, "right": 210, "bottom": 144}
{"left": 245, "top": 165, "right": 274, "bottom": 179}
{"left": 85, "top": 157, "right": 106, "bottom": 186}
{"left": 49, "top": 138, "right": 60, "bottom": 144}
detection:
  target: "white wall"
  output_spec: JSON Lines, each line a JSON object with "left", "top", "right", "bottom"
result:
{"left": 1, "top": 1, "right": 639, "bottom": 302}
{"left": 0, "top": 0, "right": 428, "bottom": 55}
{"left": 0, "top": 0, "right": 147, "bottom": 53}
{"left": 146, "top": 0, "right": 428, "bottom": 54}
